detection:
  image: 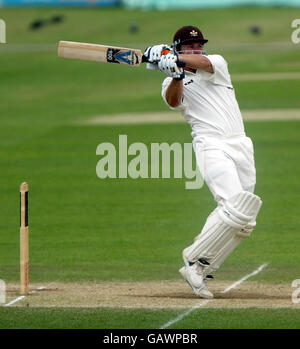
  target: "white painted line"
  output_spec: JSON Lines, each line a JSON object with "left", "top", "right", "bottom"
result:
{"left": 3, "top": 283, "right": 55, "bottom": 307}
{"left": 28, "top": 282, "right": 56, "bottom": 295}
{"left": 37, "top": 286, "right": 47, "bottom": 290}
{"left": 221, "top": 263, "right": 269, "bottom": 294}
{"left": 160, "top": 263, "right": 269, "bottom": 329}
{"left": 160, "top": 300, "right": 210, "bottom": 329}
{"left": 36, "top": 282, "right": 55, "bottom": 290}
{"left": 3, "top": 296, "right": 25, "bottom": 307}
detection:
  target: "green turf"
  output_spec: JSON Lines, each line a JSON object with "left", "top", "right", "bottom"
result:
{"left": 0, "top": 6, "right": 300, "bottom": 329}
{"left": 1, "top": 7, "right": 300, "bottom": 46}
{"left": 1, "top": 120, "right": 299, "bottom": 283}
{"left": 0, "top": 307, "right": 299, "bottom": 329}
{"left": 0, "top": 7, "right": 299, "bottom": 147}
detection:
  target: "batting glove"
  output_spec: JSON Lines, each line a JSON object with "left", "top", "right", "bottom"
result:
{"left": 143, "top": 44, "right": 171, "bottom": 63}
{"left": 158, "top": 52, "right": 185, "bottom": 80}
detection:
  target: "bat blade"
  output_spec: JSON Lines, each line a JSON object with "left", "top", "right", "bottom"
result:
{"left": 58, "top": 41, "right": 143, "bottom": 67}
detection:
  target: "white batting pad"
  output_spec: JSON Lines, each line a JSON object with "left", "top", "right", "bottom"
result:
{"left": 184, "top": 209, "right": 236, "bottom": 262}
{"left": 183, "top": 191, "right": 262, "bottom": 265}
{"left": 202, "top": 234, "right": 244, "bottom": 277}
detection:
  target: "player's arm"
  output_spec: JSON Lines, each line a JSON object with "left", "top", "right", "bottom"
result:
{"left": 178, "top": 54, "right": 213, "bottom": 73}
{"left": 165, "top": 79, "right": 183, "bottom": 108}
{"left": 157, "top": 53, "right": 185, "bottom": 108}
{"left": 144, "top": 47, "right": 185, "bottom": 108}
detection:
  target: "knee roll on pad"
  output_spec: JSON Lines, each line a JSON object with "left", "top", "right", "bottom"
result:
{"left": 218, "top": 190, "right": 262, "bottom": 232}
{"left": 237, "top": 221, "right": 256, "bottom": 238}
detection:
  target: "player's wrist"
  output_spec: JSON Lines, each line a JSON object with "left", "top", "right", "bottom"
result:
{"left": 174, "top": 73, "right": 185, "bottom": 81}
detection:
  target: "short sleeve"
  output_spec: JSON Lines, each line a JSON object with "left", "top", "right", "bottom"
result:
{"left": 204, "top": 55, "right": 232, "bottom": 87}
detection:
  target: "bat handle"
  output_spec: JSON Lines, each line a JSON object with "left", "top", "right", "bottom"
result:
{"left": 177, "top": 61, "right": 186, "bottom": 68}
{"left": 142, "top": 55, "right": 149, "bottom": 63}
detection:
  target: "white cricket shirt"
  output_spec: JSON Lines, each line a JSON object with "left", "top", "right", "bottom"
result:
{"left": 161, "top": 54, "right": 245, "bottom": 138}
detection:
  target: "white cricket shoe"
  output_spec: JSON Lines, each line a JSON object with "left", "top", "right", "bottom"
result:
{"left": 179, "top": 264, "right": 214, "bottom": 299}
{"left": 182, "top": 250, "right": 209, "bottom": 286}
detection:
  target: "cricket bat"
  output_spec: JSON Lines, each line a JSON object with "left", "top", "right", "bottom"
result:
{"left": 58, "top": 41, "right": 185, "bottom": 68}
{"left": 58, "top": 41, "right": 146, "bottom": 66}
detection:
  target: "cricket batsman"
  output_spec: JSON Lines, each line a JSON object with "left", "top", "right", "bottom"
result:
{"left": 144, "top": 26, "right": 262, "bottom": 298}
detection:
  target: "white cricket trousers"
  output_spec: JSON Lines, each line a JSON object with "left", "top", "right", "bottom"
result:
{"left": 184, "top": 134, "right": 258, "bottom": 276}
{"left": 193, "top": 134, "right": 256, "bottom": 203}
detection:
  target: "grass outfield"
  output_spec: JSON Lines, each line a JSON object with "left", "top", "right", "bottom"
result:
{"left": 0, "top": 7, "right": 300, "bottom": 329}
{"left": 0, "top": 308, "right": 300, "bottom": 329}
{"left": 1, "top": 121, "right": 300, "bottom": 284}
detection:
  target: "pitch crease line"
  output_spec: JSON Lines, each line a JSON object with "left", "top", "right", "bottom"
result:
{"left": 160, "top": 263, "right": 269, "bottom": 329}
{"left": 3, "top": 296, "right": 25, "bottom": 307}
{"left": 221, "top": 263, "right": 269, "bottom": 294}
{"left": 160, "top": 300, "right": 210, "bottom": 329}
{"left": 3, "top": 282, "right": 55, "bottom": 307}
